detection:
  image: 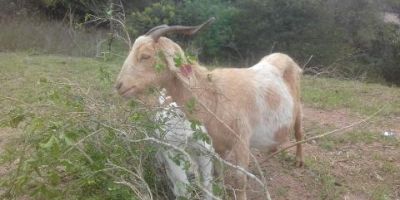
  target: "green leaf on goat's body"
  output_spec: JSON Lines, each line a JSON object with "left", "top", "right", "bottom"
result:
{"left": 173, "top": 53, "right": 183, "bottom": 67}
{"left": 185, "top": 98, "right": 196, "bottom": 114}
{"left": 155, "top": 51, "right": 166, "bottom": 73}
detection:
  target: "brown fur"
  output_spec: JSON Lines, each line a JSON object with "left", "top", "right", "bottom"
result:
{"left": 116, "top": 36, "right": 304, "bottom": 199}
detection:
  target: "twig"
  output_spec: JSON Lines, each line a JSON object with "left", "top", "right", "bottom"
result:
{"left": 127, "top": 137, "right": 222, "bottom": 200}
{"left": 63, "top": 129, "right": 103, "bottom": 155}
{"left": 106, "top": 161, "right": 154, "bottom": 200}
{"left": 270, "top": 42, "right": 276, "bottom": 54}
{"left": 114, "top": 180, "right": 146, "bottom": 200}
{"left": 265, "top": 106, "right": 385, "bottom": 160}
{"left": 302, "top": 55, "right": 313, "bottom": 70}
{"left": 1, "top": 96, "right": 29, "bottom": 106}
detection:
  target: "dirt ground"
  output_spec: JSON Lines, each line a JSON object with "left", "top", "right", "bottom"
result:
{"left": 247, "top": 106, "right": 400, "bottom": 200}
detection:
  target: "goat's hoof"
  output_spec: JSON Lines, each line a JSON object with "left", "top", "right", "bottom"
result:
{"left": 295, "top": 160, "right": 304, "bottom": 168}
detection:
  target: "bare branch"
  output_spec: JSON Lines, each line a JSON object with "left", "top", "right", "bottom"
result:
{"left": 127, "top": 137, "right": 222, "bottom": 200}
{"left": 302, "top": 55, "right": 313, "bottom": 70}
{"left": 106, "top": 161, "right": 154, "bottom": 200}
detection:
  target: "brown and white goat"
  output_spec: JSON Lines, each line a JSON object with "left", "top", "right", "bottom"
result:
{"left": 115, "top": 18, "right": 304, "bottom": 200}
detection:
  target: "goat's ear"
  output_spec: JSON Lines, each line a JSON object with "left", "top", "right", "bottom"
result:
{"left": 164, "top": 53, "right": 192, "bottom": 86}
{"left": 164, "top": 53, "right": 179, "bottom": 71}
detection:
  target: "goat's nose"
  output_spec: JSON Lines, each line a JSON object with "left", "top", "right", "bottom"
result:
{"left": 115, "top": 82, "right": 123, "bottom": 90}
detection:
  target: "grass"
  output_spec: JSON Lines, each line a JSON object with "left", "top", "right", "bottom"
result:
{"left": 0, "top": 52, "right": 399, "bottom": 200}
{"left": 302, "top": 76, "right": 400, "bottom": 116}
{"left": 0, "top": 17, "right": 108, "bottom": 57}
{"left": 304, "top": 157, "right": 344, "bottom": 200}
{"left": 0, "top": 52, "right": 157, "bottom": 199}
{"left": 371, "top": 185, "right": 392, "bottom": 200}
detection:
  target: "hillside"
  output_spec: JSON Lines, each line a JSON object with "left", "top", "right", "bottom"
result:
{"left": 0, "top": 53, "right": 399, "bottom": 199}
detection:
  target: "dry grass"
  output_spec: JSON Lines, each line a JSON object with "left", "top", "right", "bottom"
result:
{"left": 0, "top": 17, "right": 107, "bottom": 57}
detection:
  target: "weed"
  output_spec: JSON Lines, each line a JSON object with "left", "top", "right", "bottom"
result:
{"left": 380, "top": 161, "right": 398, "bottom": 174}
{"left": 318, "top": 137, "right": 336, "bottom": 151}
{"left": 305, "top": 157, "right": 344, "bottom": 200}
{"left": 275, "top": 187, "right": 289, "bottom": 198}
{"left": 371, "top": 184, "right": 391, "bottom": 200}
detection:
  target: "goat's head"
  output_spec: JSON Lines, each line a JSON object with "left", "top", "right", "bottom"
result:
{"left": 115, "top": 18, "right": 215, "bottom": 99}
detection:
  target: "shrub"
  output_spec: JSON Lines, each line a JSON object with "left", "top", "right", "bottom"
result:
{"left": 0, "top": 55, "right": 160, "bottom": 199}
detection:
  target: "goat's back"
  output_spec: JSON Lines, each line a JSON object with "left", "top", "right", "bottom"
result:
{"left": 261, "top": 53, "right": 302, "bottom": 101}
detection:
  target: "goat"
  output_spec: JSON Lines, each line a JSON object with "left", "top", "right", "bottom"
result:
{"left": 115, "top": 18, "right": 304, "bottom": 200}
{"left": 154, "top": 91, "right": 213, "bottom": 200}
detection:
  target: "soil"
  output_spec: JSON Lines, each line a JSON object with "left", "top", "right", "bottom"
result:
{"left": 246, "top": 106, "right": 400, "bottom": 200}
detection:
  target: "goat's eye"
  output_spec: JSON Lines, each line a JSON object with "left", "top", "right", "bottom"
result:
{"left": 140, "top": 54, "right": 151, "bottom": 60}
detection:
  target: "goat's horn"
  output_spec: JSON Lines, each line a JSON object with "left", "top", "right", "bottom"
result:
{"left": 146, "top": 17, "right": 215, "bottom": 42}
{"left": 145, "top": 24, "right": 169, "bottom": 35}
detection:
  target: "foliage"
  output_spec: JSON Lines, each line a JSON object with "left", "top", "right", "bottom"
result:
{"left": 0, "top": 54, "right": 157, "bottom": 199}
{"left": 2, "top": 0, "right": 400, "bottom": 84}
{"left": 127, "top": 0, "right": 237, "bottom": 62}
{"left": 128, "top": 1, "right": 177, "bottom": 37}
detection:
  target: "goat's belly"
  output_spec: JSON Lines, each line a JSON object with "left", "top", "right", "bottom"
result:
{"left": 249, "top": 99, "right": 294, "bottom": 150}
{"left": 250, "top": 125, "right": 277, "bottom": 149}
{"left": 248, "top": 68, "right": 295, "bottom": 150}
{"left": 250, "top": 120, "right": 292, "bottom": 150}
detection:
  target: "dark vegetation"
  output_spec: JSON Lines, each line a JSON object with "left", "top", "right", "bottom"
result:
{"left": 1, "top": 0, "right": 400, "bottom": 85}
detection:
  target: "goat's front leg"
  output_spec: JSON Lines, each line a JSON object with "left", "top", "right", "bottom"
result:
{"left": 232, "top": 140, "right": 250, "bottom": 200}
{"left": 196, "top": 153, "right": 213, "bottom": 200}
{"left": 157, "top": 151, "right": 190, "bottom": 199}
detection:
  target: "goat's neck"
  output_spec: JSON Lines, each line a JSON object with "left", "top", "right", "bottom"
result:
{"left": 164, "top": 65, "right": 217, "bottom": 119}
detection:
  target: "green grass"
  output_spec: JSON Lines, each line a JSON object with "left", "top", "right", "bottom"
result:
{"left": 0, "top": 53, "right": 399, "bottom": 200}
{"left": 371, "top": 184, "right": 392, "bottom": 200}
{"left": 304, "top": 157, "right": 345, "bottom": 200}
{"left": 0, "top": 53, "right": 158, "bottom": 200}
{"left": 275, "top": 186, "right": 289, "bottom": 198}
{"left": 302, "top": 76, "right": 400, "bottom": 116}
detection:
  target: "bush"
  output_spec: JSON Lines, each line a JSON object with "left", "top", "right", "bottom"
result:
{"left": 0, "top": 55, "right": 160, "bottom": 199}
{"left": 126, "top": 0, "right": 237, "bottom": 63}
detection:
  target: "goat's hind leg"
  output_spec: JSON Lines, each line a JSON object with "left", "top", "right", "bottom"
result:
{"left": 294, "top": 109, "right": 304, "bottom": 167}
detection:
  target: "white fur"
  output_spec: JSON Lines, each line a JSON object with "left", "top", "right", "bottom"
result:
{"left": 248, "top": 62, "right": 294, "bottom": 149}
{"left": 155, "top": 92, "right": 213, "bottom": 200}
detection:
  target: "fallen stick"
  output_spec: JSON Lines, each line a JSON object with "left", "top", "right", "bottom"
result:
{"left": 266, "top": 106, "right": 385, "bottom": 160}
